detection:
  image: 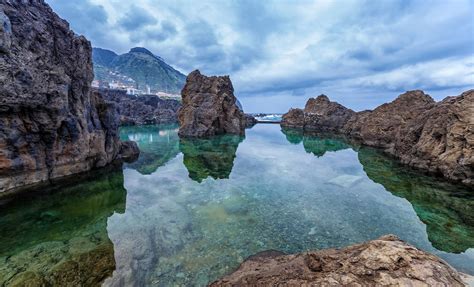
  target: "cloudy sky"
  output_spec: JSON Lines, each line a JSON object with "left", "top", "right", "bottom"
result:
{"left": 47, "top": 0, "right": 473, "bottom": 112}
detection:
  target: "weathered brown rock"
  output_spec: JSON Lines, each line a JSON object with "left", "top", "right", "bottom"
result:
{"left": 281, "top": 108, "right": 305, "bottom": 128}
{"left": 281, "top": 90, "right": 474, "bottom": 185}
{"left": 211, "top": 235, "right": 466, "bottom": 286}
{"left": 178, "top": 70, "right": 246, "bottom": 137}
{"left": 0, "top": 1, "right": 137, "bottom": 194}
{"left": 304, "top": 95, "right": 356, "bottom": 132}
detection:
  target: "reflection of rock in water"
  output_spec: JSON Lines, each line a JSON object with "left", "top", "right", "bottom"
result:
{"left": 281, "top": 127, "right": 474, "bottom": 254}
{"left": 281, "top": 128, "right": 350, "bottom": 157}
{"left": 0, "top": 168, "right": 126, "bottom": 286}
{"left": 120, "top": 124, "right": 180, "bottom": 175}
{"left": 180, "top": 135, "right": 244, "bottom": 182}
{"left": 281, "top": 127, "right": 304, "bottom": 144}
{"left": 358, "top": 147, "right": 474, "bottom": 254}
{"left": 303, "top": 137, "right": 350, "bottom": 157}
{"left": 104, "top": 183, "right": 194, "bottom": 286}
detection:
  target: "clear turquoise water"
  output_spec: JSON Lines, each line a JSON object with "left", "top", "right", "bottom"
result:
{"left": 0, "top": 124, "right": 473, "bottom": 286}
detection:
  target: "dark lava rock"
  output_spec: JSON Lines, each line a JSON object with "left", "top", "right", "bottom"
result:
{"left": 0, "top": 1, "right": 131, "bottom": 193}
{"left": 245, "top": 114, "right": 258, "bottom": 128}
{"left": 281, "top": 90, "right": 474, "bottom": 185}
{"left": 97, "top": 88, "right": 181, "bottom": 125}
{"left": 211, "top": 235, "right": 466, "bottom": 286}
{"left": 178, "top": 70, "right": 246, "bottom": 137}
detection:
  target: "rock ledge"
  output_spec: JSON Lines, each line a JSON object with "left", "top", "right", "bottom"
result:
{"left": 211, "top": 235, "right": 466, "bottom": 286}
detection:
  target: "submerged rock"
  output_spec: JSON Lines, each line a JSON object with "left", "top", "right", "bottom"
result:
{"left": 0, "top": 168, "right": 126, "bottom": 286}
{"left": 281, "top": 90, "right": 474, "bottom": 185}
{"left": 211, "top": 235, "right": 466, "bottom": 286}
{"left": 0, "top": 1, "right": 135, "bottom": 193}
{"left": 178, "top": 70, "right": 246, "bottom": 137}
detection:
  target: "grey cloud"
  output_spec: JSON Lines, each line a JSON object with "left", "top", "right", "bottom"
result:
{"left": 118, "top": 5, "right": 158, "bottom": 31}
{"left": 46, "top": 0, "right": 474, "bottom": 112}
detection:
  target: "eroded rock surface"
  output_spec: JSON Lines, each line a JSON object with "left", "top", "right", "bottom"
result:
{"left": 0, "top": 1, "right": 137, "bottom": 193}
{"left": 211, "top": 235, "right": 466, "bottom": 286}
{"left": 98, "top": 88, "right": 181, "bottom": 125}
{"left": 304, "top": 95, "right": 356, "bottom": 132}
{"left": 281, "top": 108, "right": 305, "bottom": 128}
{"left": 281, "top": 90, "right": 474, "bottom": 185}
{"left": 178, "top": 70, "right": 246, "bottom": 137}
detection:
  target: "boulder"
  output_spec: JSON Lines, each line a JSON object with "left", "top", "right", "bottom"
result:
{"left": 211, "top": 235, "right": 466, "bottom": 286}
{"left": 0, "top": 1, "right": 134, "bottom": 194}
{"left": 178, "top": 70, "right": 246, "bottom": 137}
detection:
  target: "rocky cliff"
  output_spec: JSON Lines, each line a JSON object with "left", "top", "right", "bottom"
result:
{"left": 281, "top": 90, "right": 474, "bottom": 185}
{"left": 178, "top": 70, "right": 246, "bottom": 137}
{"left": 211, "top": 235, "right": 466, "bottom": 286}
{"left": 0, "top": 0, "right": 137, "bottom": 194}
{"left": 98, "top": 89, "right": 181, "bottom": 125}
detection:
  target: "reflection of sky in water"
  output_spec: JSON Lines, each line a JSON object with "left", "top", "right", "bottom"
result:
{"left": 104, "top": 124, "right": 474, "bottom": 286}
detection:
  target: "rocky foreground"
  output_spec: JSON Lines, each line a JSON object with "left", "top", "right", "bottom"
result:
{"left": 282, "top": 90, "right": 474, "bottom": 185}
{"left": 212, "top": 235, "right": 467, "bottom": 286}
{"left": 0, "top": 0, "right": 138, "bottom": 194}
{"left": 178, "top": 70, "right": 246, "bottom": 137}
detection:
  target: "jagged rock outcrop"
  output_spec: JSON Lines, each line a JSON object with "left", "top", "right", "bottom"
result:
{"left": 304, "top": 95, "right": 356, "bottom": 132}
{"left": 281, "top": 90, "right": 474, "bottom": 185}
{"left": 0, "top": 1, "right": 137, "bottom": 194}
{"left": 98, "top": 88, "right": 181, "bottom": 125}
{"left": 178, "top": 70, "right": 246, "bottom": 137}
{"left": 211, "top": 235, "right": 466, "bottom": 286}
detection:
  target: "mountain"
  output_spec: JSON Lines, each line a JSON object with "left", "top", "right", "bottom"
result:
{"left": 92, "top": 47, "right": 186, "bottom": 94}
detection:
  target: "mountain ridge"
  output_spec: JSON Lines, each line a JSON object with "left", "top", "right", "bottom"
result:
{"left": 92, "top": 47, "right": 186, "bottom": 94}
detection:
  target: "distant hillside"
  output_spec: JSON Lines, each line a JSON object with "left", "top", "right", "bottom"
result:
{"left": 92, "top": 47, "right": 186, "bottom": 94}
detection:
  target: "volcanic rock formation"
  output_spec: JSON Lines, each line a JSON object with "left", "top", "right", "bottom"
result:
{"left": 98, "top": 89, "right": 181, "bottom": 125}
{"left": 0, "top": 1, "right": 138, "bottom": 194}
{"left": 211, "top": 235, "right": 466, "bottom": 286}
{"left": 281, "top": 90, "right": 474, "bottom": 185}
{"left": 178, "top": 70, "right": 246, "bottom": 137}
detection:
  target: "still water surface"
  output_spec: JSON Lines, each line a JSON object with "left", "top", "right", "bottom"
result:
{"left": 0, "top": 124, "right": 473, "bottom": 286}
